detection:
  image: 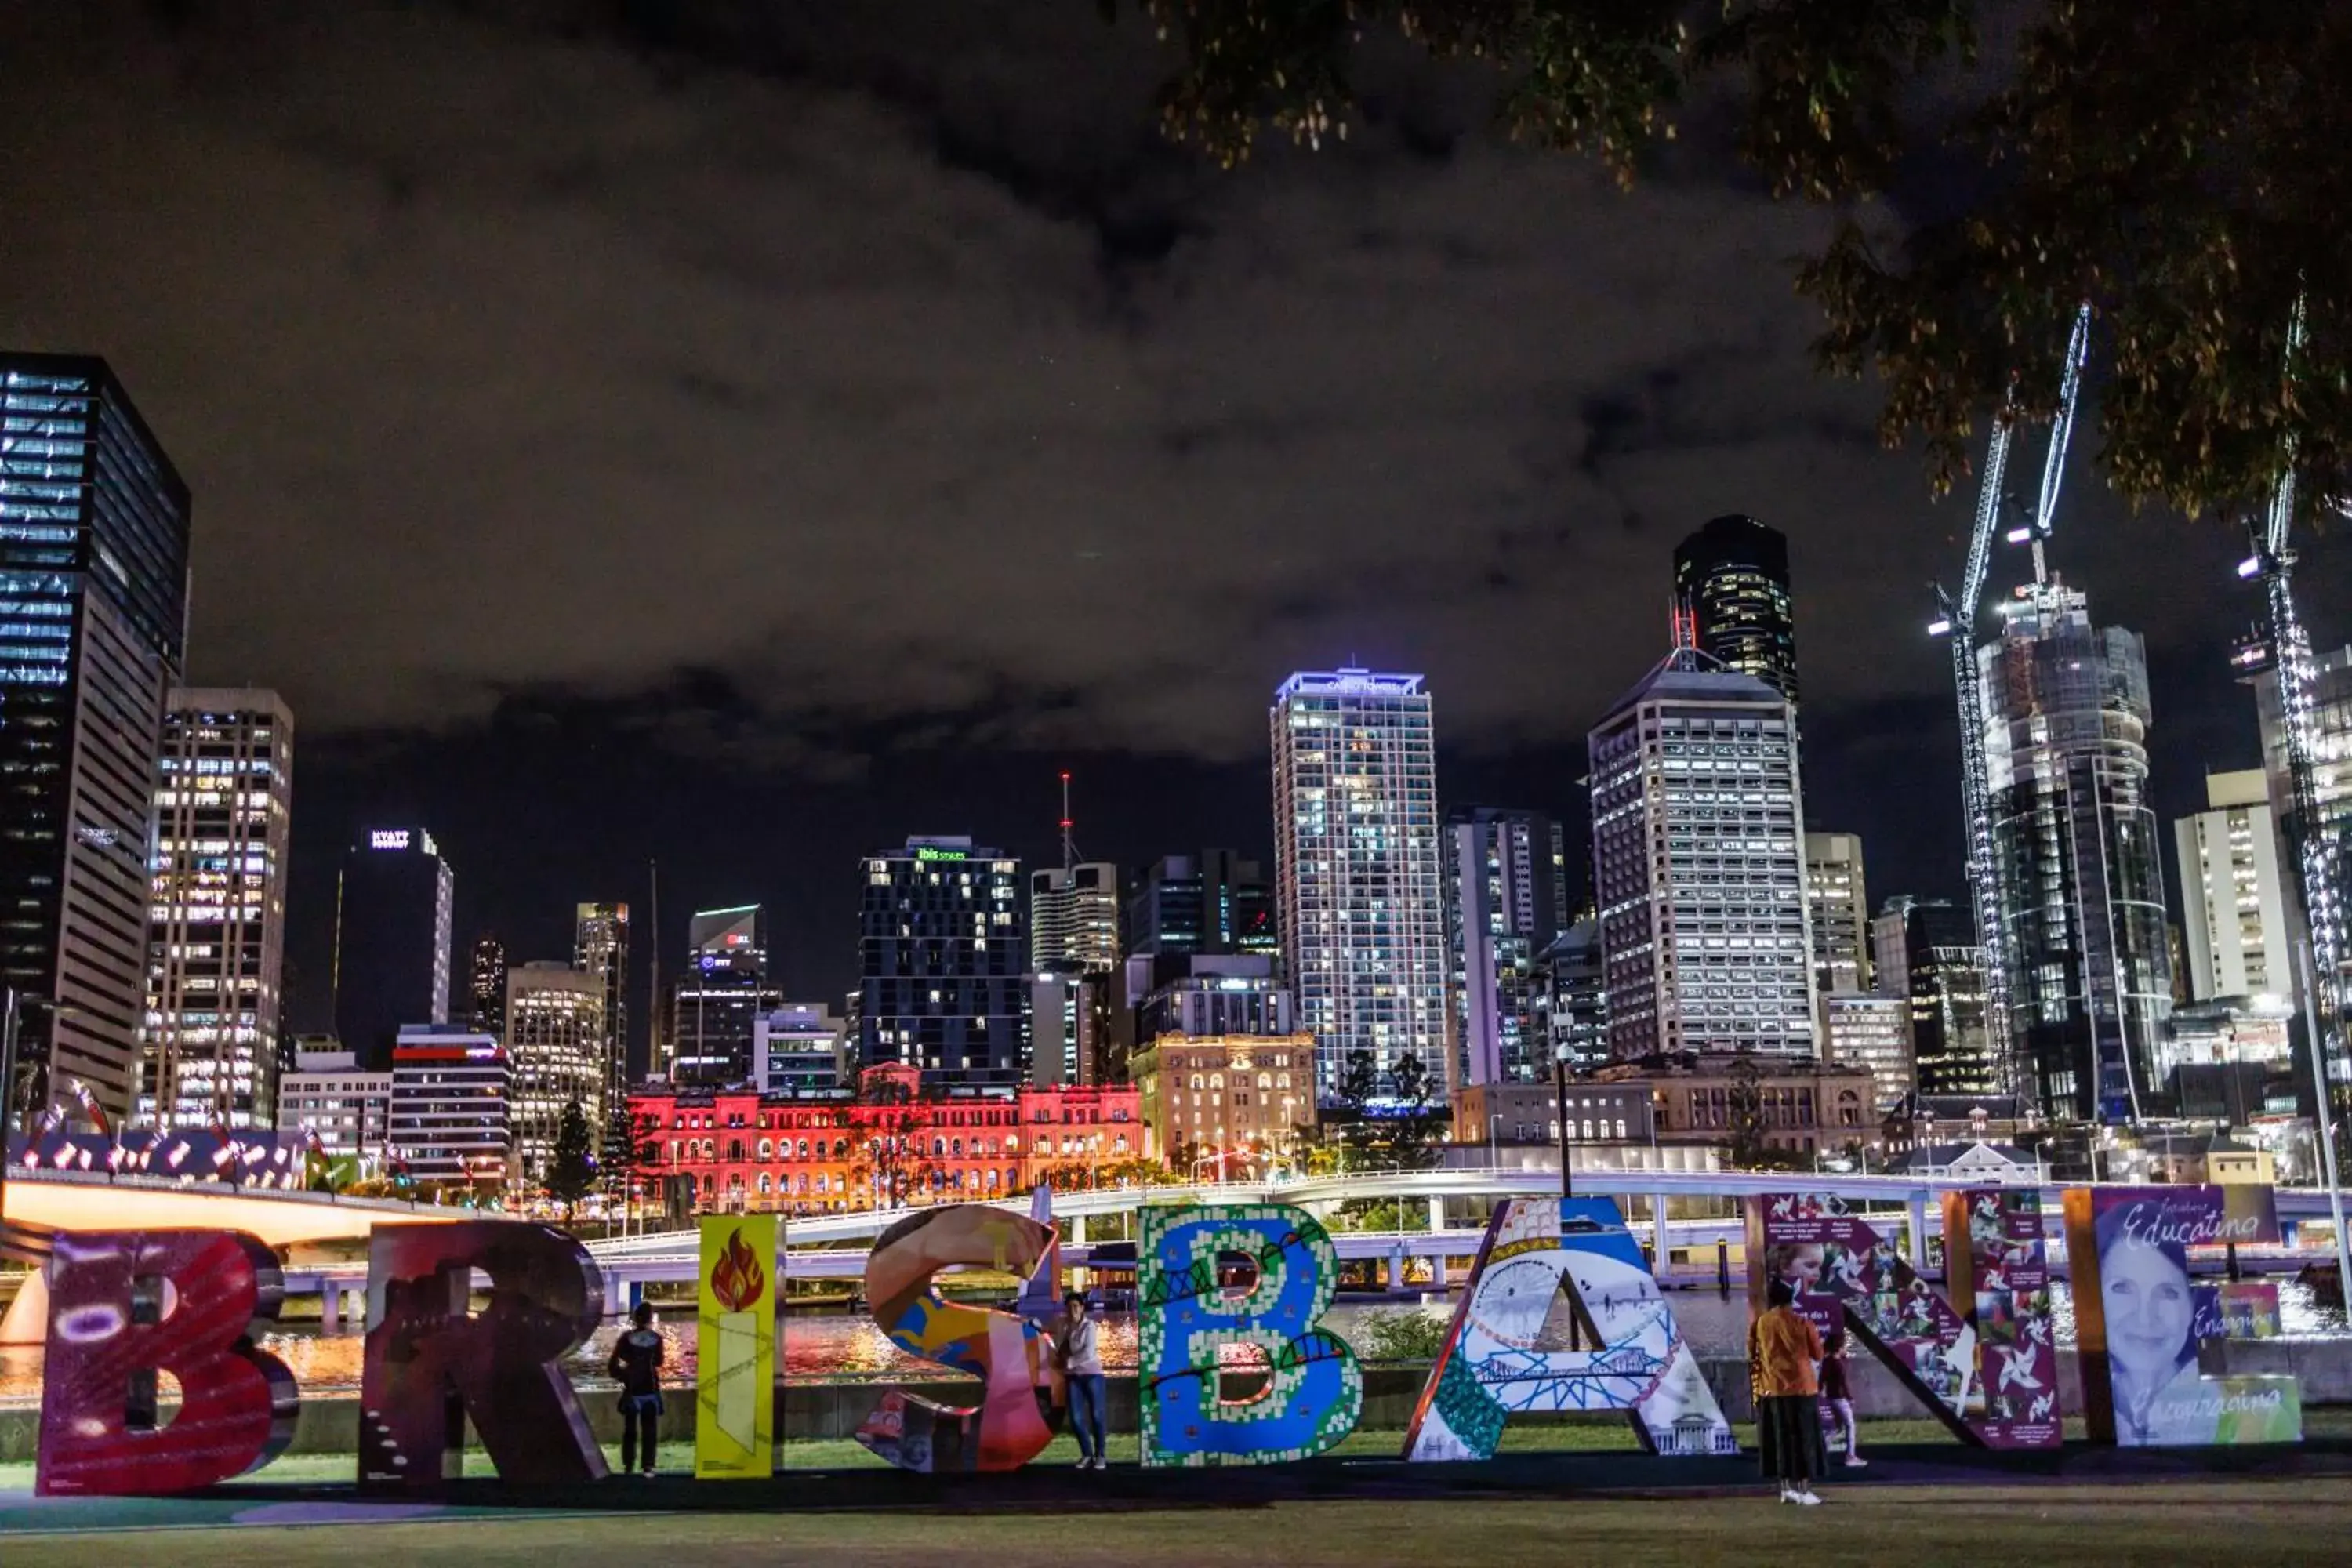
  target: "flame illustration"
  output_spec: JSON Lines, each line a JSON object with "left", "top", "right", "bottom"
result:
{"left": 711, "top": 1226, "right": 765, "bottom": 1313}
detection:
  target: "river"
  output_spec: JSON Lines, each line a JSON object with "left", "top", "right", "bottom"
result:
{"left": 2, "top": 1279, "right": 2343, "bottom": 1403}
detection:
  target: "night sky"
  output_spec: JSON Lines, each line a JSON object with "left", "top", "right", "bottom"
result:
{"left": 7, "top": 3, "right": 2345, "bottom": 1055}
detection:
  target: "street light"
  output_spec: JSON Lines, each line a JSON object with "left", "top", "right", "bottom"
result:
{"left": 1553, "top": 1046, "right": 1575, "bottom": 1200}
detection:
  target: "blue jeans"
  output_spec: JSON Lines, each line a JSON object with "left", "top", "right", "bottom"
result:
{"left": 1069, "top": 1373, "right": 1108, "bottom": 1461}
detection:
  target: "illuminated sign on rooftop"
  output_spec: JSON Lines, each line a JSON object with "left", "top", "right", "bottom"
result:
{"left": 370, "top": 830, "right": 411, "bottom": 851}
{"left": 916, "top": 846, "right": 969, "bottom": 862}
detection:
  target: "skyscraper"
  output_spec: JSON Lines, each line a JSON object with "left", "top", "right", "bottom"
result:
{"left": 1534, "top": 918, "right": 1609, "bottom": 1071}
{"left": 1979, "top": 584, "right": 2171, "bottom": 1121}
{"left": 1270, "top": 669, "right": 1449, "bottom": 1102}
{"left": 1872, "top": 896, "right": 1998, "bottom": 1095}
{"left": 142, "top": 688, "right": 294, "bottom": 1129}
{"left": 332, "top": 829, "right": 455, "bottom": 1069}
{"left": 1589, "top": 651, "right": 1815, "bottom": 1059}
{"left": 1029, "top": 863, "right": 1120, "bottom": 975}
{"left": 467, "top": 934, "right": 507, "bottom": 1038}
{"left": 2252, "top": 643, "right": 2352, "bottom": 1015}
{"left": 2, "top": 354, "right": 192, "bottom": 1124}
{"left": 573, "top": 901, "right": 630, "bottom": 1112}
{"left": 2173, "top": 770, "right": 2293, "bottom": 1003}
{"left": 1446, "top": 807, "right": 1570, "bottom": 1085}
{"left": 1673, "top": 514, "right": 1799, "bottom": 705}
{"left": 668, "top": 904, "right": 778, "bottom": 1086}
{"left": 504, "top": 960, "right": 606, "bottom": 1181}
{"left": 1804, "top": 831, "right": 1872, "bottom": 998}
{"left": 857, "top": 837, "right": 1025, "bottom": 1088}
{"left": 1125, "top": 851, "right": 1277, "bottom": 961}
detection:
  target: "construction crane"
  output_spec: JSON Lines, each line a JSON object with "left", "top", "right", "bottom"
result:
{"left": 2234, "top": 300, "right": 2348, "bottom": 1093}
{"left": 1928, "top": 303, "right": 2093, "bottom": 1091}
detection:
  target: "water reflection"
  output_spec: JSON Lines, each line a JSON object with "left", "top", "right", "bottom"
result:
{"left": 2, "top": 1283, "right": 2342, "bottom": 1402}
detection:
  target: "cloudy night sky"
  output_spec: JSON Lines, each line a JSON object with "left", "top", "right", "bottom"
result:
{"left": 6, "top": 2, "right": 2341, "bottom": 1048}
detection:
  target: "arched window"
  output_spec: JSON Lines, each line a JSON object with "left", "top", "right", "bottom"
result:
{"left": 757, "top": 1138, "right": 772, "bottom": 1159}
{"left": 757, "top": 1173, "right": 772, "bottom": 1195}
{"left": 797, "top": 1138, "right": 811, "bottom": 1159}
{"left": 1615, "top": 1119, "right": 1628, "bottom": 1138}
{"left": 833, "top": 1138, "right": 848, "bottom": 1158}
{"left": 932, "top": 1136, "right": 946, "bottom": 1156}
{"left": 953, "top": 1138, "right": 964, "bottom": 1156}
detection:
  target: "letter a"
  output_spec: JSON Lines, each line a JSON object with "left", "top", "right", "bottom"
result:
{"left": 37, "top": 1229, "right": 299, "bottom": 1496}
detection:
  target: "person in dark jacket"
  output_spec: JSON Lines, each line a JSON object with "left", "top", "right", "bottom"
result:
{"left": 1821, "top": 1324, "right": 1864, "bottom": 1467}
{"left": 608, "top": 1302, "right": 665, "bottom": 1476}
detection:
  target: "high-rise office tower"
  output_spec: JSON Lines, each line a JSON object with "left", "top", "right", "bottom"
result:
{"left": 1804, "top": 831, "right": 1872, "bottom": 998}
{"left": 1534, "top": 918, "right": 1610, "bottom": 1071}
{"left": 1673, "top": 514, "right": 1799, "bottom": 705}
{"left": 572, "top": 901, "right": 630, "bottom": 1112}
{"left": 1270, "top": 669, "right": 1450, "bottom": 1102}
{"left": 668, "top": 904, "right": 778, "bottom": 1087}
{"left": 467, "top": 934, "right": 507, "bottom": 1037}
{"left": 1873, "top": 896, "right": 1998, "bottom": 1094}
{"left": 1125, "top": 851, "right": 1277, "bottom": 961}
{"left": 1446, "top": 807, "right": 1570, "bottom": 1085}
{"left": 857, "top": 837, "right": 1025, "bottom": 1088}
{"left": 1590, "top": 651, "right": 1815, "bottom": 1059}
{"left": 2, "top": 354, "right": 192, "bottom": 1124}
{"left": 504, "top": 960, "right": 607, "bottom": 1181}
{"left": 332, "top": 828, "right": 455, "bottom": 1069}
{"left": 2252, "top": 644, "right": 2352, "bottom": 1015}
{"left": 1824, "top": 992, "right": 1915, "bottom": 1109}
{"left": 142, "top": 688, "right": 294, "bottom": 1129}
{"left": 2173, "top": 770, "right": 2293, "bottom": 1003}
{"left": 1979, "top": 584, "right": 2171, "bottom": 1121}
{"left": 1030, "top": 864, "right": 1120, "bottom": 975}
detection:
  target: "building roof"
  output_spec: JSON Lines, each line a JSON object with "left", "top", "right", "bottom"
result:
{"left": 1889, "top": 1140, "right": 2032, "bottom": 1173}
{"left": 1596, "top": 649, "right": 1789, "bottom": 726}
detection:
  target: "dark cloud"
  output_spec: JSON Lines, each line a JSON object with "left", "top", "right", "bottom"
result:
{"left": 6, "top": 0, "right": 2345, "bottom": 983}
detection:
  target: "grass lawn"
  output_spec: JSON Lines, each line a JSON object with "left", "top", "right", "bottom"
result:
{"left": 6, "top": 1482, "right": 2352, "bottom": 1566}
{"left": 5, "top": 1408, "right": 2349, "bottom": 1487}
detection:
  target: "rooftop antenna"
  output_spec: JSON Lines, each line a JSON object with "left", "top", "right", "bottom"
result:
{"left": 1059, "top": 771, "right": 1080, "bottom": 871}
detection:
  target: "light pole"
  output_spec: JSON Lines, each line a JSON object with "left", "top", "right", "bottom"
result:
{"left": 1553, "top": 1047, "right": 1575, "bottom": 1200}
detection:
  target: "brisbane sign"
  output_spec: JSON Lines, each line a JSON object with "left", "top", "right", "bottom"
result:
{"left": 27, "top": 1186, "right": 2301, "bottom": 1495}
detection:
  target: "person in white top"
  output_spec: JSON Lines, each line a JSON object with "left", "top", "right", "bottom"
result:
{"left": 1054, "top": 1293, "right": 1109, "bottom": 1469}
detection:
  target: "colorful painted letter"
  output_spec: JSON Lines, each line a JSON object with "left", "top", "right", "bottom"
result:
{"left": 1138, "top": 1203, "right": 1362, "bottom": 1467}
{"left": 1404, "top": 1197, "right": 1735, "bottom": 1461}
{"left": 695, "top": 1214, "right": 778, "bottom": 1479}
{"left": 36, "top": 1229, "right": 299, "bottom": 1496}
{"left": 2063, "top": 1185, "right": 2300, "bottom": 1446}
{"left": 855, "top": 1204, "right": 1059, "bottom": 1473}
{"left": 359, "top": 1221, "right": 608, "bottom": 1488}
{"left": 1748, "top": 1190, "right": 2060, "bottom": 1448}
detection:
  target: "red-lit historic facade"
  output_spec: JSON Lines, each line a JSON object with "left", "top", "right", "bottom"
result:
{"left": 628, "top": 1062, "right": 1145, "bottom": 1214}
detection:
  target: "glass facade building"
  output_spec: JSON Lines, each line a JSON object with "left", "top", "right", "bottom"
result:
{"left": 1125, "top": 850, "right": 1277, "bottom": 962}
{"left": 669, "top": 904, "right": 779, "bottom": 1087}
{"left": 2, "top": 354, "right": 191, "bottom": 1124}
{"left": 1589, "top": 653, "right": 1815, "bottom": 1059}
{"left": 467, "top": 933, "right": 507, "bottom": 1038}
{"left": 332, "top": 828, "right": 455, "bottom": 1069}
{"left": 856, "top": 838, "right": 1025, "bottom": 1090}
{"left": 1674, "top": 514, "right": 1799, "bottom": 705}
{"left": 1978, "top": 585, "right": 2172, "bottom": 1122}
{"left": 572, "top": 900, "right": 630, "bottom": 1103}
{"left": 1804, "top": 830, "right": 1872, "bottom": 997}
{"left": 1445, "top": 806, "right": 1570, "bottom": 1085}
{"left": 1872, "top": 895, "right": 1998, "bottom": 1095}
{"left": 504, "top": 960, "right": 606, "bottom": 1181}
{"left": 1029, "top": 862, "right": 1120, "bottom": 975}
{"left": 142, "top": 688, "right": 293, "bottom": 1129}
{"left": 1270, "top": 669, "right": 1449, "bottom": 1103}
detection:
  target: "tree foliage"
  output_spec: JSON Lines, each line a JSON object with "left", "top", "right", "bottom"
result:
{"left": 546, "top": 1098, "right": 600, "bottom": 1216}
{"left": 1724, "top": 1052, "right": 1769, "bottom": 1167}
{"left": 1121, "top": 1, "right": 2352, "bottom": 524}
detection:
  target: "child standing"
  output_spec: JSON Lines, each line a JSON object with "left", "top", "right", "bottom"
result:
{"left": 1821, "top": 1324, "right": 1865, "bottom": 1468}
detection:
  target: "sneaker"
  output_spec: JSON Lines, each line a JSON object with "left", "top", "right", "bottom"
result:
{"left": 1778, "top": 1489, "right": 1797, "bottom": 1504}
{"left": 1845, "top": 1456, "right": 1868, "bottom": 1468}
{"left": 1795, "top": 1490, "right": 1824, "bottom": 1506}
{"left": 1092, "top": 1457, "right": 1109, "bottom": 1471}
{"left": 641, "top": 1467, "right": 656, "bottom": 1479}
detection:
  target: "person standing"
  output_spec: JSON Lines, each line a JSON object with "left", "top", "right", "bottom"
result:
{"left": 1821, "top": 1324, "right": 1864, "bottom": 1467}
{"left": 1750, "top": 1277, "right": 1828, "bottom": 1504}
{"left": 607, "top": 1302, "right": 666, "bottom": 1477}
{"left": 1055, "top": 1292, "right": 1109, "bottom": 1470}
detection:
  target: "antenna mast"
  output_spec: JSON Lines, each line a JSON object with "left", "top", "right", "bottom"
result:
{"left": 1059, "top": 771, "right": 1078, "bottom": 871}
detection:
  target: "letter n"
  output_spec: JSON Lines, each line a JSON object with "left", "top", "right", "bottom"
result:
{"left": 360, "top": 1221, "right": 608, "bottom": 1488}
{"left": 37, "top": 1229, "right": 299, "bottom": 1496}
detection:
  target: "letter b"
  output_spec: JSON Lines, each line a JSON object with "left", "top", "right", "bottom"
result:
{"left": 37, "top": 1229, "right": 298, "bottom": 1496}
